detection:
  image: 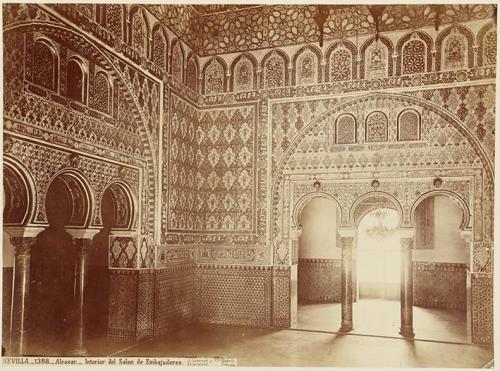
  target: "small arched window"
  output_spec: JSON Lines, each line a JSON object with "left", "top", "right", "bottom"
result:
{"left": 93, "top": 71, "right": 112, "bottom": 114}
{"left": 398, "top": 109, "right": 420, "bottom": 141}
{"left": 483, "top": 29, "right": 497, "bottom": 66}
{"left": 232, "top": 57, "right": 254, "bottom": 92}
{"left": 152, "top": 27, "right": 167, "bottom": 69}
{"left": 365, "top": 42, "right": 388, "bottom": 79}
{"left": 186, "top": 56, "right": 198, "bottom": 93}
{"left": 171, "top": 41, "right": 183, "bottom": 82}
{"left": 66, "top": 58, "right": 87, "bottom": 103}
{"left": 105, "top": 4, "right": 123, "bottom": 39}
{"left": 330, "top": 47, "right": 352, "bottom": 82}
{"left": 336, "top": 114, "right": 357, "bottom": 144}
{"left": 295, "top": 50, "right": 317, "bottom": 86}
{"left": 365, "top": 111, "right": 388, "bottom": 142}
{"left": 442, "top": 32, "right": 467, "bottom": 70}
{"left": 131, "top": 9, "right": 147, "bottom": 55}
{"left": 263, "top": 51, "right": 286, "bottom": 88}
{"left": 402, "top": 37, "right": 426, "bottom": 74}
{"left": 33, "top": 39, "right": 58, "bottom": 91}
{"left": 203, "top": 58, "right": 225, "bottom": 95}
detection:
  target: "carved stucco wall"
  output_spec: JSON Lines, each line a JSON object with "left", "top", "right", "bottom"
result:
{"left": 2, "top": 3, "right": 495, "bottom": 344}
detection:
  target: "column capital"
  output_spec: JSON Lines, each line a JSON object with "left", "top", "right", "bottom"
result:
{"left": 5, "top": 226, "right": 45, "bottom": 238}
{"left": 460, "top": 229, "right": 473, "bottom": 243}
{"left": 289, "top": 228, "right": 302, "bottom": 240}
{"left": 338, "top": 228, "right": 356, "bottom": 238}
{"left": 66, "top": 228, "right": 100, "bottom": 239}
{"left": 399, "top": 228, "right": 415, "bottom": 239}
{"left": 9, "top": 237, "right": 35, "bottom": 256}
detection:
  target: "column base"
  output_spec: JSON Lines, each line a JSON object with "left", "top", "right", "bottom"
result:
{"left": 399, "top": 326, "right": 415, "bottom": 338}
{"left": 339, "top": 323, "right": 353, "bottom": 333}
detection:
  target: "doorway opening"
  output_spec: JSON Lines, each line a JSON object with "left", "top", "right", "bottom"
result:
{"left": 29, "top": 172, "right": 90, "bottom": 355}
{"left": 294, "top": 196, "right": 341, "bottom": 331}
{"left": 87, "top": 182, "right": 134, "bottom": 351}
{"left": 412, "top": 194, "right": 468, "bottom": 343}
{"left": 354, "top": 207, "right": 401, "bottom": 336}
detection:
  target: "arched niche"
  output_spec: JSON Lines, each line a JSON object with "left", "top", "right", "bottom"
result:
{"left": 297, "top": 196, "right": 340, "bottom": 259}
{"left": 100, "top": 181, "right": 135, "bottom": 230}
{"left": 3, "top": 160, "right": 35, "bottom": 226}
{"left": 410, "top": 190, "right": 471, "bottom": 232}
{"left": 292, "top": 192, "right": 342, "bottom": 230}
{"left": 350, "top": 192, "right": 403, "bottom": 229}
{"left": 45, "top": 170, "right": 93, "bottom": 229}
{"left": 151, "top": 23, "right": 168, "bottom": 70}
{"left": 66, "top": 57, "right": 87, "bottom": 104}
{"left": 32, "top": 37, "right": 59, "bottom": 92}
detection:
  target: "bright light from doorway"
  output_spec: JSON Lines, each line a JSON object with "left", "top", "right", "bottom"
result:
{"left": 357, "top": 208, "right": 400, "bottom": 299}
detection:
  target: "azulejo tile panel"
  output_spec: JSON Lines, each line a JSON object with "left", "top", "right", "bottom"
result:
{"left": 195, "top": 265, "right": 272, "bottom": 327}
{"left": 108, "top": 270, "right": 138, "bottom": 340}
{"left": 413, "top": 262, "right": 466, "bottom": 310}
{"left": 298, "top": 259, "right": 342, "bottom": 303}
{"left": 154, "top": 264, "right": 196, "bottom": 336}
{"left": 471, "top": 273, "right": 493, "bottom": 344}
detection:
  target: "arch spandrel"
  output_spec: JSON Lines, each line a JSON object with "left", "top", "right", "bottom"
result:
{"left": 291, "top": 191, "right": 342, "bottom": 230}
{"left": 272, "top": 93, "right": 491, "bottom": 265}
{"left": 410, "top": 189, "right": 472, "bottom": 231}
{"left": 44, "top": 168, "right": 94, "bottom": 228}
{"left": 4, "top": 21, "right": 156, "bottom": 237}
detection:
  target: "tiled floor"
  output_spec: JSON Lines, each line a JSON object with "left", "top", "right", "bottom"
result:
{"left": 115, "top": 323, "right": 493, "bottom": 368}
{"left": 294, "top": 299, "right": 469, "bottom": 343}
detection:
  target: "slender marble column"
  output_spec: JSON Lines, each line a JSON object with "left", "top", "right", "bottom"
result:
{"left": 460, "top": 230, "right": 473, "bottom": 343}
{"left": 69, "top": 238, "right": 90, "bottom": 356}
{"left": 400, "top": 236, "right": 415, "bottom": 338}
{"left": 340, "top": 236, "right": 354, "bottom": 332}
{"left": 9, "top": 237, "right": 34, "bottom": 356}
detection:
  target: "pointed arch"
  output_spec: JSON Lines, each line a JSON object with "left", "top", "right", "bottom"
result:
{"left": 260, "top": 49, "right": 290, "bottom": 88}
{"left": 477, "top": 21, "right": 497, "bottom": 67}
{"left": 230, "top": 53, "right": 257, "bottom": 92}
{"left": 104, "top": 4, "right": 125, "bottom": 40}
{"left": 185, "top": 52, "right": 199, "bottom": 93}
{"left": 151, "top": 23, "right": 168, "bottom": 69}
{"left": 201, "top": 56, "right": 228, "bottom": 94}
{"left": 360, "top": 35, "right": 394, "bottom": 79}
{"left": 292, "top": 44, "right": 322, "bottom": 85}
{"left": 436, "top": 24, "right": 474, "bottom": 71}
{"left": 396, "top": 30, "right": 433, "bottom": 75}
{"left": 325, "top": 40, "right": 358, "bottom": 82}
{"left": 129, "top": 5, "right": 150, "bottom": 56}
{"left": 170, "top": 38, "right": 184, "bottom": 83}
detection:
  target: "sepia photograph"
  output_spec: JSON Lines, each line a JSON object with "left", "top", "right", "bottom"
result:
{"left": 1, "top": 1, "right": 496, "bottom": 368}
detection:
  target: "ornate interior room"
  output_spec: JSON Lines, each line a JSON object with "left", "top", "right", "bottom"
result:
{"left": 2, "top": 3, "right": 496, "bottom": 367}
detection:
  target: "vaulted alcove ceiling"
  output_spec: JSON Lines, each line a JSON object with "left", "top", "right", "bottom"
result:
{"left": 149, "top": 4, "right": 496, "bottom": 56}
